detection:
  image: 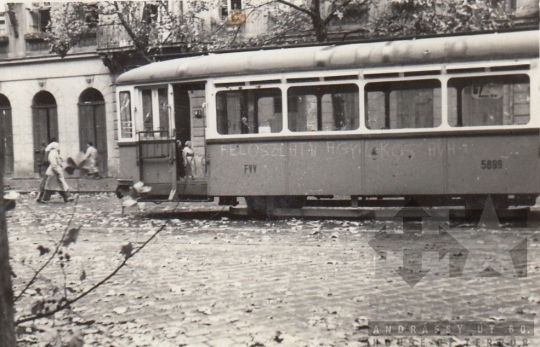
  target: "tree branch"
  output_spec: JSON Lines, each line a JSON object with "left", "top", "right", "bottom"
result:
{"left": 321, "top": 0, "right": 367, "bottom": 28}
{"left": 111, "top": 1, "right": 153, "bottom": 63}
{"left": 14, "top": 198, "right": 80, "bottom": 302}
{"left": 339, "top": 25, "right": 370, "bottom": 40}
{"left": 275, "top": 0, "right": 317, "bottom": 22}
{"left": 15, "top": 201, "right": 180, "bottom": 326}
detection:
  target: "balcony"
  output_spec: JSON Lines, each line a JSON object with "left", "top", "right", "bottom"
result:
{"left": 97, "top": 22, "right": 204, "bottom": 52}
{"left": 97, "top": 23, "right": 133, "bottom": 51}
{"left": 24, "top": 32, "right": 49, "bottom": 53}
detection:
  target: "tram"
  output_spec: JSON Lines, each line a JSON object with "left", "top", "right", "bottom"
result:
{"left": 115, "top": 30, "right": 540, "bottom": 216}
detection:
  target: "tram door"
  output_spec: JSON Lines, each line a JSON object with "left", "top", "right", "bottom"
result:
{"left": 137, "top": 86, "right": 176, "bottom": 198}
{"left": 174, "top": 86, "right": 191, "bottom": 179}
{"left": 173, "top": 83, "right": 207, "bottom": 196}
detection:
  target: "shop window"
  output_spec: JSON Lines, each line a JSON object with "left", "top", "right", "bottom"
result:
{"left": 287, "top": 84, "right": 359, "bottom": 132}
{"left": 448, "top": 74, "right": 529, "bottom": 127}
{"left": 216, "top": 88, "right": 282, "bottom": 135}
{"left": 365, "top": 80, "right": 441, "bottom": 130}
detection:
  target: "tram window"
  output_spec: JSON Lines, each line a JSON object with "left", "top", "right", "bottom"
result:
{"left": 287, "top": 84, "right": 359, "bottom": 132}
{"left": 216, "top": 88, "right": 282, "bottom": 135}
{"left": 365, "top": 80, "right": 441, "bottom": 129}
{"left": 119, "top": 91, "right": 133, "bottom": 139}
{"left": 158, "top": 88, "right": 169, "bottom": 134}
{"left": 142, "top": 90, "right": 153, "bottom": 133}
{"left": 448, "top": 74, "right": 529, "bottom": 127}
{"left": 140, "top": 87, "right": 170, "bottom": 138}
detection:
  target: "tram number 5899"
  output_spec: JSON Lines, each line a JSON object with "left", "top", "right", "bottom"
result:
{"left": 481, "top": 159, "right": 503, "bottom": 170}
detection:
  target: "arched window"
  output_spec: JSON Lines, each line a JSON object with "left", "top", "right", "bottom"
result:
{"left": 0, "top": 94, "right": 13, "bottom": 175}
{"left": 79, "top": 88, "right": 107, "bottom": 174}
{"left": 32, "top": 91, "right": 58, "bottom": 174}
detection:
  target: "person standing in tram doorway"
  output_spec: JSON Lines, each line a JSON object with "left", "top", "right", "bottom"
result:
{"left": 84, "top": 141, "right": 101, "bottom": 179}
{"left": 182, "top": 141, "right": 195, "bottom": 180}
{"left": 176, "top": 140, "right": 186, "bottom": 178}
{"left": 42, "top": 142, "right": 73, "bottom": 203}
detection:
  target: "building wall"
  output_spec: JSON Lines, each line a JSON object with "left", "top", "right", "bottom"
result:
{"left": 0, "top": 55, "right": 117, "bottom": 178}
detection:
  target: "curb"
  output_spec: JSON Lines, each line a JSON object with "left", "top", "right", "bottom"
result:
{"left": 5, "top": 177, "right": 118, "bottom": 194}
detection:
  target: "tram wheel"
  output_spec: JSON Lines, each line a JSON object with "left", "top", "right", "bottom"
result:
{"left": 115, "top": 185, "right": 131, "bottom": 199}
{"left": 245, "top": 196, "right": 307, "bottom": 219}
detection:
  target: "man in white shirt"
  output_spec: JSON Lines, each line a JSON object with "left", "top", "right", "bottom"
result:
{"left": 84, "top": 141, "right": 101, "bottom": 179}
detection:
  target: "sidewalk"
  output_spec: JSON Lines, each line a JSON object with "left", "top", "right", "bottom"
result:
{"left": 4, "top": 177, "right": 118, "bottom": 193}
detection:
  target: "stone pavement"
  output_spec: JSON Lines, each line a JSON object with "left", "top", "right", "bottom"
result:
{"left": 6, "top": 194, "right": 540, "bottom": 346}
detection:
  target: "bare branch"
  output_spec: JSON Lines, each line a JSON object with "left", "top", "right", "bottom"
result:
{"left": 275, "top": 0, "right": 317, "bottom": 21}
{"left": 112, "top": 1, "right": 153, "bottom": 63}
{"left": 15, "top": 222, "right": 167, "bottom": 325}
{"left": 322, "top": 0, "right": 367, "bottom": 27}
{"left": 339, "top": 25, "right": 370, "bottom": 41}
{"left": 14, "top": 197, "right": 80, "bottom": 302}
{"left": 15, "top": 201, "right": 182, "bottom": 326}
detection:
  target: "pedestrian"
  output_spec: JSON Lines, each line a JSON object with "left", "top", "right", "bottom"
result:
{"left": 83, "top": 141, "right": 101, "bottom": 179}
{"left": 176, "top": 140, "right": 185, "bottom": 178}
{"left": 37, "top": 141, "right": 47, "bottom": 176}
{"left": 41, "top": 142, "right": 73, "bottom": 203}
{"left": 182, "top": 141, "right": 195, "bottom": 180}
{"left": 36, "top": 138, "right": 57, "bottom": 203}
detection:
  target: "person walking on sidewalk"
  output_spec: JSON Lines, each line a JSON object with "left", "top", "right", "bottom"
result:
{"left": 41, "top": 143, "right": 73, "bottom": 203}
{"left": 37, "top": 141, "right": 47, "bottom": 176}
{"left": 36, "top": 138, "right": 57, "bottom": 203}
{"left": 84, "top": 141, "right": 101, "bottom": 179}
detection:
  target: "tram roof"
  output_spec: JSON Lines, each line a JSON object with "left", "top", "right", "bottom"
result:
{"left": 117, "top": 30, "right": 539, "bottom": 85}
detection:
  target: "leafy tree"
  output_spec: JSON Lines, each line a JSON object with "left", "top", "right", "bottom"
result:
{"left": 45, "top": 2, "right": 99, "bottom": 58}
{"left": 370, "top": 0, "right": 514, "bottom": 37}
{"left": 205, "top": 0, "right": 516, "bottom": 49}
{"left": 205, "top": 0, "right": 371, "bottom": 49}
{"left": 45, "top": 0, "right": 522, "bottom": 61}
{"left": 269, "top": 0, "right": 371, "bottom": 42}
{"left": 46, "top": 1, "right": 205, "bottom": 62}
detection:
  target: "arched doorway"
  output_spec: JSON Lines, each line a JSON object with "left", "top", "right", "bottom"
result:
{"left": 79, "top": 88, "right": 107, "bottom": 174}
{"left": 0, "top": 94, "right": 13, "bottom": 175}
{"left": 32, "top": 91, "right": 58, "bottom": 174}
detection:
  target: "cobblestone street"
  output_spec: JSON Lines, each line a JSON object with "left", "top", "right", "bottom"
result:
{"left": 6, "top": 194, "right": 540, "bottom": 346}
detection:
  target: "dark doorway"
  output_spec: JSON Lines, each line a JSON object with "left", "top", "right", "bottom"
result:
{"left": 0, "top": 94, "right": 13, "bottom": 175}
{"left": 32, "top": 91, "right": 58, "bottom": 174}
{"left": 79, "top": 88, "right": 107, "bottom": 174}
{"left": 173, "top": 85, "right": 191, "bottom": 178}
{"left": 173, "top": 82, "right": 205, "bottom": 179}
{"left": 174, "top": 87, "right": 191, "bottom": 145}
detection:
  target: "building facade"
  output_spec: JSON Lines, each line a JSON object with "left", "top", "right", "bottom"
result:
{"left": 0, "top": 0, "right": 537, "bottom": 178}
{"left": 0, "top": 2, "right": 115, "bottom": 178}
